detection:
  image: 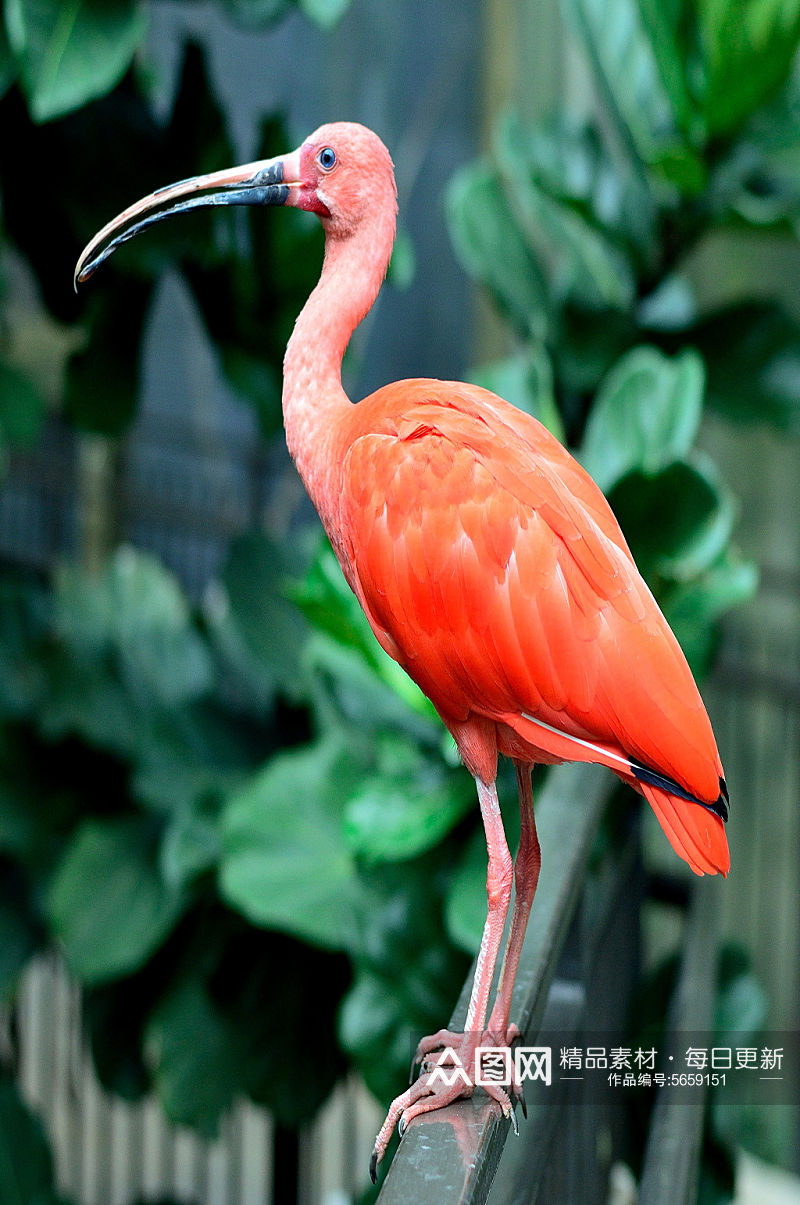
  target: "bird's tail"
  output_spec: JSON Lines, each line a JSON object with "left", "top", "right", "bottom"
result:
{"left": 640, "top": 781, "right": 730, "bottom": 877}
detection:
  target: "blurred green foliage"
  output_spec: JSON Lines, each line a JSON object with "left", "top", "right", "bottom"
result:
{"left": 450, "top": 0, "right": 800, "bottom": 436}
{"left": 0, "top": 0, "right": 796, "bottom": 1198}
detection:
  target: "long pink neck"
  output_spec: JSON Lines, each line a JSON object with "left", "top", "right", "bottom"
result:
{"left": 282, "top": 206, "right": 395, "bottom": 529}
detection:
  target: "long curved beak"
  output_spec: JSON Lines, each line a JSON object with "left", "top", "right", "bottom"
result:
{"left": 74, "top": 147, "right": 304, "bottom": 289}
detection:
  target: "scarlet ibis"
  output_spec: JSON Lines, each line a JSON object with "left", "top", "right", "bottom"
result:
{"left": 76, "top": 121, "right": 729, "bottom": 1178}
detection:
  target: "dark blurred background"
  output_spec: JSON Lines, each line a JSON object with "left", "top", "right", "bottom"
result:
{"left": 0, "top": 1, "right": 798, "bottom": 1203}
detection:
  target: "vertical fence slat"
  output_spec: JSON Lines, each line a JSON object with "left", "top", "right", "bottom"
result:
{"left": 638, "top": 881, "right": 720, "bottom": 1205}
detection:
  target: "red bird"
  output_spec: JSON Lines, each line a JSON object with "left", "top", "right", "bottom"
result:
{"left": 76, "top": 121, "right": 729, "bottom": 1177}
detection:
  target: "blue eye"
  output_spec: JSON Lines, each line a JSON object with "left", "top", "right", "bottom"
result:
{"left": 318, "top": 146, "right": 336, "bottom": 171}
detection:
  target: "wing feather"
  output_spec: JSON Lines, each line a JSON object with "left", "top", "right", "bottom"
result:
{"left": 337, "top": 379, "right": 724, "bottom": 821}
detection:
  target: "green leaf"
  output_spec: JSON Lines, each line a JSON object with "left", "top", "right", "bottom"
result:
{"left": 48, "top": 816, "right": 186, "bottom": 983}
{"left": 562, "top": 0, "right": 678, "bottom": 165}
{"left": 220, "top": 738, "right": 367, "bottom": 951}
{"left": 342, "top": 738, "right": 472, "bottom": 864}
{"left": 469, "top": 347, "right": 566, "bottom": 443}
{"left": 446, "top": 161, "right": 548, "bottom": 339}
{"left": 637, "top": 0, "right": 697, "bottom": 135}
{"left": 206, "top": 530, "right": 307, "bottom": 704}
{"left": 130, "top": 709, "right": 250, "bottom": 816}
{"left": 637, "top": 275, "right": 696, "bottom": 330}
{"left": 41, "top": 658, "right": 138, "bottom": 758}
{"left": 495, "top": 113, "right": 636, "bottom": 312}
{"left": 698, "top": 0, "right": 800, "bottom": 136}
{"left": 686, "top": 301, "right": 800, "bottom": 432}
{"left": 160, "top": 808, "right": 219, "bottom": 890}
{"left": 305, "top": 633, "right": 440, "bottom": 745}
{"left": 298, "top": 0, "right": 352, "bottom": 28}
{"left": 499, "top": 109, "right": 654, "bottom": 254}
{"left": 0, "top": 1076, "right": 62, "bottom": 1205}
{"left": 338, "top": 971, "right": 415, "bottom": 1100}
{"left": 146, "top": 975, "right": 243, "bottom": 1136}
{"left": 6, "top": 0, "right": 149, "bottom": 123}
{"left": 53, "top": 548, "right": 214, "bottom": 710}
{"left": 607, "top": 456, "right": 735, "bottom": 583}
{"left": 650, "top": 142, "right": 709, "bottom": 197}
{"left": 291, "top": 540, "right": 383, "bottom": 671}
{"left": 731, "top": 75, "right": 800, "bottom": 226}
{"left": 580, "top": 346, "right": 704, "bottom": 491}
{"left": 292, "top": 539, "right": 438, "bottom": 727}
{"left": 662, "top": 554, "right": 758, "bottom": 673}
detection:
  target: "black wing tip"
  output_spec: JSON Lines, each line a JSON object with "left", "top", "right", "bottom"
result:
{"left": 630, "top": 760, "right": 730, "bottom": 823}
{"left": 714, "top": 778, "right": 729, "bottom": 822}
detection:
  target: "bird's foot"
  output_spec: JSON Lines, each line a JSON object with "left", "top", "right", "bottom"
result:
{"left": 410, "top": 1021, "right": 522, "bottom": 1077}
{"left": 370, "top": 1027, "right": 521, "bottom": 1182}
{"left": 410, "top": 1022, "right": 525, "bottom": 1107}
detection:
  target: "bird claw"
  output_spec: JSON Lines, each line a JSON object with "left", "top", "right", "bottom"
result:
{"left": 481, "top": 1079, "right": 518, "bottom": 1134}
{"left": 410, "top": 1027, "right": 461, "bottom": 1074}
{"left": 371, "top": 1026, "right": 528, "bottom": 1180}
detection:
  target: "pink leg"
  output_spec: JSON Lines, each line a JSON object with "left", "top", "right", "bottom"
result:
{"left": 464, "top": 777, "right": 515, "bottom": 1035}
{"left": 486, "top": 762, "right": 541, "bottom": 1041}
{"left": 370, "top": 776, "right": 514, "bottom": 1179}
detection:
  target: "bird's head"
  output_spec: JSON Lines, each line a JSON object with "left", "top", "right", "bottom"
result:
{"left": 74, "top": 120, "right": 397, "bottom": 286}
{"left": 297, "top": 122, "right": 397, "bottom": 239}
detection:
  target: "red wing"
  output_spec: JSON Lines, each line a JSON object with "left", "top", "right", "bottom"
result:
{"left": 337, "top": 381, "right": 725, "bottom": 843}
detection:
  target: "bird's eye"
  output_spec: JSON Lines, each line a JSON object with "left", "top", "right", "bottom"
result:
{"left": 318, "top": 146, "right": 336, "bottom": 171}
